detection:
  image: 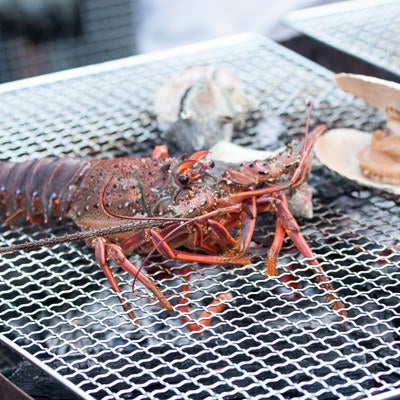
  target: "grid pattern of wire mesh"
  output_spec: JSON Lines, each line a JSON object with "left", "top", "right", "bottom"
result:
{"left": 0, "top": 0, "right": 136, "bottom": 83}
{"left": 0, "top": 34, "right": 399, "bottom": 400}
{"left": 286, "top": 0, "right": 400, "bottom": 77}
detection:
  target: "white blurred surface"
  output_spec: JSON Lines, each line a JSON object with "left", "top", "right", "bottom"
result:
{"left": 136, "top": 0, "right": 341, "bottom": 53}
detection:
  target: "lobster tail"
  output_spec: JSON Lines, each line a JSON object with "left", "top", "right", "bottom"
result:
{"left": 0, "top": 158, "right": 90, "bottom": 225}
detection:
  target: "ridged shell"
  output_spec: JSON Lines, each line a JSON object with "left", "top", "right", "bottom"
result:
{"left": 336, "top": 73, "right": 400, "bottom": 134}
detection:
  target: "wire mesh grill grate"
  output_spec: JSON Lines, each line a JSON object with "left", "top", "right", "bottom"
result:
{"left": 0, "top": 0, "right": 137, "bottom": 83}
{"left": 0, "top": 34, "right": 399, "bottom": 400}
{"left": 286, "top": 0, "right": 400, "bottom": 77}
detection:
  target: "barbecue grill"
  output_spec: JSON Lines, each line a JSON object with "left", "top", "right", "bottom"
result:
{"left": 286, "top": 0, "right": 400, "bottom": 77}
{"left": 0, "top": 34, "right": 399, "bottom": 400}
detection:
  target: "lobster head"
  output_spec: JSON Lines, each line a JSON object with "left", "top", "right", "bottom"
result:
{"left": 172, "top": 122, "right": 326, "bottom": 218}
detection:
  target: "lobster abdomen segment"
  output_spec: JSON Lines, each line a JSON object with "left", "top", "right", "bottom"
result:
{"left": 0, "top": 158, "right": 90, "bottom": 224}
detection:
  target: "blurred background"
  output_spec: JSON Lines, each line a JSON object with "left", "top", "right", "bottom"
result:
{"left": 0, "top": 0, "right": 386, "bottom": 84}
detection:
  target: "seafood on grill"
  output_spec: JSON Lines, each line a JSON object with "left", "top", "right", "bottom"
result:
{"left": 209, "top": 140, "right": 315, "bottom": 219}
{"left": 0, "top": 110, "right": 346, "bottom": 331}
{"left": 315, "top": 73, "right": 400, "bottom": 194}
{"left": 154, "top": 65, "right": 258, "bottom": 153}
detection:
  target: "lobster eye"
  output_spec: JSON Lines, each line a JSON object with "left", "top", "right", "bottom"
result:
{"left": 177, "top": 174, "right": 189, "bottom": 186}
{"left": 208, "top": 160, "right": 215, "bottom": 168}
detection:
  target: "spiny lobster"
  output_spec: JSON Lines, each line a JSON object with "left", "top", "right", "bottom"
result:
{"left": 0, "top": 111, "right": 346, "bottom": 331}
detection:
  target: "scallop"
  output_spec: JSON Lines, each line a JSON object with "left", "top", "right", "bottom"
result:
{"left": 336, "top": 73, "right": 400, "bottom": 134}
{"left": 315, "top": 128, "right": 400, "bottom": 195}
{"left": 315, "top": 73, "right": 400, "bottom": 194}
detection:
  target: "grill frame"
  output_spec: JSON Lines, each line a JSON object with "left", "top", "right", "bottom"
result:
{"left": 0, "top": 33, "right": 399, "bottom": 400}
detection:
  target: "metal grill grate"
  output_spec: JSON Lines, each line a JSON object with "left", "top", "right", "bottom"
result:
{"left": 0, "top": 34, "right": 399, "bottom": 400}
{"left": 286, "top": 0, "right": 400, "bottom": 77}
{"left": 0, "top": 0, "right": 137, "bottom": 83}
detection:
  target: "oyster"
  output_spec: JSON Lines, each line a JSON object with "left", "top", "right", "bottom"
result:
{"left": 315, "top": 73, "right": 400, "bottom": 194}
{"left": 154, "top": 65, "right": 258, "bottom": 153}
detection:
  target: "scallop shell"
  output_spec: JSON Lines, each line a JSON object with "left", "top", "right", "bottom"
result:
{"left": 336, "top": 73, "right": 400, "bottom": 134}
{"left": 314, "top": 128, "right": 400, "bottom": 195}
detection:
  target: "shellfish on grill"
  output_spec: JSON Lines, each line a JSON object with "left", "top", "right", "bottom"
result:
{"left": 154, "top": 65, "right": 258, "bottom": 153}
{"left": 315, "top": 73, "right": 400, "bottom": 195}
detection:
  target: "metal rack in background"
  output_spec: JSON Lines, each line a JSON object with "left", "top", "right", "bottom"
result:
{"left": 0, "top": 0, "right": 137, "bottom": 83}
{"left": 286, "top": 0, "right": 400, "bottom": 77}
{"left": 0, "top": 34, "right": 399, "bottom": 400}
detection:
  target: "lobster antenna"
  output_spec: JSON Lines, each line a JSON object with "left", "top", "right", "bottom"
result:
{"left": 0, "top": 216, "right": 190, "bottom": 254}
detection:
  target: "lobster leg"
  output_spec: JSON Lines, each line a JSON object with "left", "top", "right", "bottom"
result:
{"left": 265, "top": 215, "right": 302, "bottom": 299}
{"left": 94, "top": 237, "right": 138, "bottom": 321}
{"left": 191, "top": 223, "right": 220, "bottom": 254}
{"left": 208, "top": 197, "right": 257, "bottom": 254}
{"left": 176, "top": 268, "right": 232, "bottom": 333}
{"left": 150, "top": 230, "right": 250, "bottom": 265}
{"left": 252, "top": 195, "right": 296, "bottom": 290}
{"left": 205, "top": 220, "right": 237, "bottom": 249}
{"left": 149, "top": 229, "right": 243, "bottom": 332}
{"left": 239, "top": 197, "right": 257, "bottom": 252}
{"left": 266, "top": 217, "right": 285, "bottom": 276}
{"left": 273, "top": 193, "right": 347, "bottom": 319}
{"left": 237, "top": 195, "right": 288, "bottom": 277}
{"left": 94, "top": 237, "right": 173, "bottom": 321}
